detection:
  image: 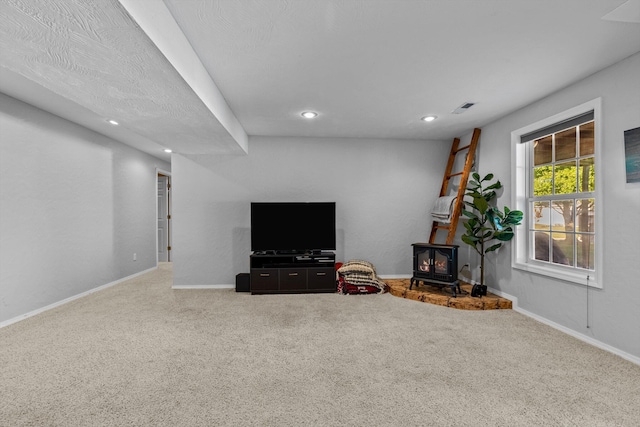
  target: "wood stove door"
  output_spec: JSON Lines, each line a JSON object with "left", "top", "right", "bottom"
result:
{"left": 433, "top": 247, "right": 456, "bottom": 282}
{"left": 414, "top": 248, "right": 434, "bottom": 279}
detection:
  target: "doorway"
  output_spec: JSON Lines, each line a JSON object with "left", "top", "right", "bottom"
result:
{"left": 157, "top": 172, "right": 171, "bottom": 262}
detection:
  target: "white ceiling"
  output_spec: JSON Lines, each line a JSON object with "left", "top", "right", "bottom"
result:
{"left": 1, "top": 0, "right": 639, "bottom": 162}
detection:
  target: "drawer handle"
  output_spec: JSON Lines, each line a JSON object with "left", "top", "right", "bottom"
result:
{"left": 260, "top": 273, "right": 270, "bottom": 277}
{"left": 316, "top": 272, "right": 326, "bottom": 276}
{"left": 288, "top": 272, "right": 298, "bottom": 276}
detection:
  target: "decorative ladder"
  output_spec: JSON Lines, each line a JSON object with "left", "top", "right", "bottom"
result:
{"left": 428, "top": 127, "right": 481, "bottom": 245}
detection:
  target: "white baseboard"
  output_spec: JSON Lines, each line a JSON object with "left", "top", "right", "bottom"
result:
{"left": 488, "top": 287, "right": 640, "bottom": 366}
{"left": 171, "top": 284, "right": 235, "bottom": 289}
{"left": 0, "top": 266, "right": 157, "bottom": 329}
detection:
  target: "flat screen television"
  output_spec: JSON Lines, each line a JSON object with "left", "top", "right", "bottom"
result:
{"left": 251, "top": 202, "right": 336, "bottom": 253}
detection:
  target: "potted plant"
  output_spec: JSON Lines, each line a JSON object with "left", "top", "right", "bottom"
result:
{"left": 461, "top": 172, "right": 523, "bottom": 297}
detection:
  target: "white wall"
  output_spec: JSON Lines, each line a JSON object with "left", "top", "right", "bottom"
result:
{"left": 457, "top": 52, "right": 640, "bottom": 359}
{"left": 171, "top": 136, "right": 451, "bottom": 287}
{"left": 0, "top": 94, "right": 170, "bottom": 324}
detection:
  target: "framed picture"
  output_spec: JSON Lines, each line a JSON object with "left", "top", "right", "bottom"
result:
{"left": 624, "top": 126, "right": 640, "bottom": 183}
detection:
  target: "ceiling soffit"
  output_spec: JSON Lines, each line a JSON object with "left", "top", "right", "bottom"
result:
{"left": 0, "top": 0, "right": 245, "bottom": 156}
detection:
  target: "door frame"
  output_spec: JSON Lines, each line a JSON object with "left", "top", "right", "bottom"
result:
{"left": 156, "top": 168, "right": 172, "bottom": 264}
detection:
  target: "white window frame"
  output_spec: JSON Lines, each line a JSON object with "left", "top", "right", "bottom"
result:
{"left": 511, "top": 98, "right": 603, "bottom": 288}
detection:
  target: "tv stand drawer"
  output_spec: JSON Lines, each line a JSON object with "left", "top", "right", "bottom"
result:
{"left": 280, "top": 268, "right": 307, "bottom": 291}
{"left": 307, "top": 267, "right": 335, "bottom": 291}
{"left": 250, "top": 269, "right": 279, "bottom": 292}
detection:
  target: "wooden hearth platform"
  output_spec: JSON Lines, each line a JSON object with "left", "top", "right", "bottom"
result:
{"left": 384, "top": 278, "right": 512, "bottom": 310}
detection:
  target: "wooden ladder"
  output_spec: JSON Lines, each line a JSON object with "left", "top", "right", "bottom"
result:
{"left": 428, "top": 128, "right": 481, "bottom": 245}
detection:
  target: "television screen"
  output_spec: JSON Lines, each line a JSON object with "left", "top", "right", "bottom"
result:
{"left": 251, "top": 202, "right": 336, "bottom": 252}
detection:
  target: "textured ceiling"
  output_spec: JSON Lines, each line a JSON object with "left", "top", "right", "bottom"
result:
{"left": 1, "top": 0, "right": 639, "bottom": 161}
{"left": 0, "top": 0, "right": 244, "bottom": 160}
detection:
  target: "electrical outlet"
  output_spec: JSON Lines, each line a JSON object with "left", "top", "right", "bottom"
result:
{"left": 133, "top": 253, "right": 137, "bottom": 261}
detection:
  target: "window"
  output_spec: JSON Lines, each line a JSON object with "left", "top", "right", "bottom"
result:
{"left": 512, "top": 99, "right": 602, "bottom": 288}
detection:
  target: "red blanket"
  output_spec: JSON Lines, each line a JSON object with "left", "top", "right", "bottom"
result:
{"left": 337, "top": 275, "right": 383, "bottom": 294}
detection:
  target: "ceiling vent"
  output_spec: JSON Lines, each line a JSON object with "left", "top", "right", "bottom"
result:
{"left": 452, "top": 102, "right": 475, "bottom": 114}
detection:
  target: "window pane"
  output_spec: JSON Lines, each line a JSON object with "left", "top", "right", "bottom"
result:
{"left": 533, "top": 231, "right": 551, "bottom": 262}
{"left": 578, "top": 157, "right": 595, "bottom": 192}
{"left": 555, "top": 127, "right": 576, "bottom": 161}
{"left": 534, "top": 231, "right": 572, "bottom": 265}
{"left": 534, "top": 135, "right": 552, "bottom": 165}
{"left": 551, "top": 232, "right": 573, "bottom": 266}
{"left": 579, "top": 121, "right": 595, "bottom": 156}
{"left": 575, "top": 198, "right": 594, "bottom": 232}
{"left": 533, "top": 201, "right": 550, "bottom": 230}
{"left": 551, "top": 199, "right": 573, "bottom": 232}
{"left": 534, "top": 166, "right": 553, "bottom": 196}
{"left": 554, "top": 161, "right": 577, "bottom": 194}
{"left": 576, "top": 234, "right": 595, "bottom": 270}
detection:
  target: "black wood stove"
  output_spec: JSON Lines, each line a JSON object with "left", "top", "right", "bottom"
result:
{"left": 410, "top": 243, "right": 461, "bottom": 297}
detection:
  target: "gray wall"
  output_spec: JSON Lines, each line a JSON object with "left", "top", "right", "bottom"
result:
{"left": 172, "top": 53, "right": 640, "bottom": 361}
{"left": 171, "top": 136, "right": 451, "bottom": 287}
{"left": 457, "top": 52, "right": 640, "bottom": 359}
{"left": 0, "top": 94, "right": 170, "bottom": 324}
{"left": 3, "top": 51, "right": 637, "bottom": 361}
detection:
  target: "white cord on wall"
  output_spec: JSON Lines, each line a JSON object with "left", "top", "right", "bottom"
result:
{"left": 586, "top": 275, "right": 591, "bottom": 329}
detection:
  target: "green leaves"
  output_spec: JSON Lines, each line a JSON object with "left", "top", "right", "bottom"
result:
{"left": 460, "top": 172, "right": 524, "bottom": 267}
{"left": 485, "top": 181, "right": 502, "bottom": 191}
{"left": 503, "top": 208, "right": 523, "bottom": 225}
{"left": 458, "top": 172, "right": 524, "bottom": 287}
{"left": 493, "top": 230, "right": 515, "bottom": 241}
{"left": 472, "top": 172, "right": 495, "bottom": 183}
{"left": 473, "top": 195, "right": 489, "bottom": 214}
{"left": 485, "top": 243, "right": 503, "bottom": 253}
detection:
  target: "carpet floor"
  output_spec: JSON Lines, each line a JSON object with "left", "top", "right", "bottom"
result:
{"left": 1, "top": 263, "right": 639, "bottom": 426}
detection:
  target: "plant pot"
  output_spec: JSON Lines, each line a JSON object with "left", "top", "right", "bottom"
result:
{"left": 471, "top": 284, "right": 487, "bottom": 297}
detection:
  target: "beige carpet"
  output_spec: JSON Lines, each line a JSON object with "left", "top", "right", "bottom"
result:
{"left": 1, "top": 263, "right": 639, "bottom": 426}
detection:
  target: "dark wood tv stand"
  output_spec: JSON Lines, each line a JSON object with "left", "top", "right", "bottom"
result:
{"left": 250, "top": 252, "right": 336, "bottom": 294}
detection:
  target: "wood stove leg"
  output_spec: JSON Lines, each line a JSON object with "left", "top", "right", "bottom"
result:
{"left": 409, "top": 278, "right": 414, "bottom": 290}
{"left": 449, "top": 280, "right": 462, "bottom": 298}
{"left": 448, "top": 281, "right": 461, "bottom": 298}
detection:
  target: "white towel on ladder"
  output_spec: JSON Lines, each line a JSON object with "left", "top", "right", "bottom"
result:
{"left": 431, "top": 196, "right": 457, "bottom": 223}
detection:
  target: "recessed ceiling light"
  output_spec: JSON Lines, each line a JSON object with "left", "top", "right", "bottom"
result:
{"left": 421, "top": 115, "right": 437, "bottom": 122}
{"left": 164, "top": 149, "right": 173, "bottom": 153}
{"left": 107, "top": 119, "right": 119, "bottom": 125}
{"left": 301, "top": 111, "right": 318, "bottom": 119}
